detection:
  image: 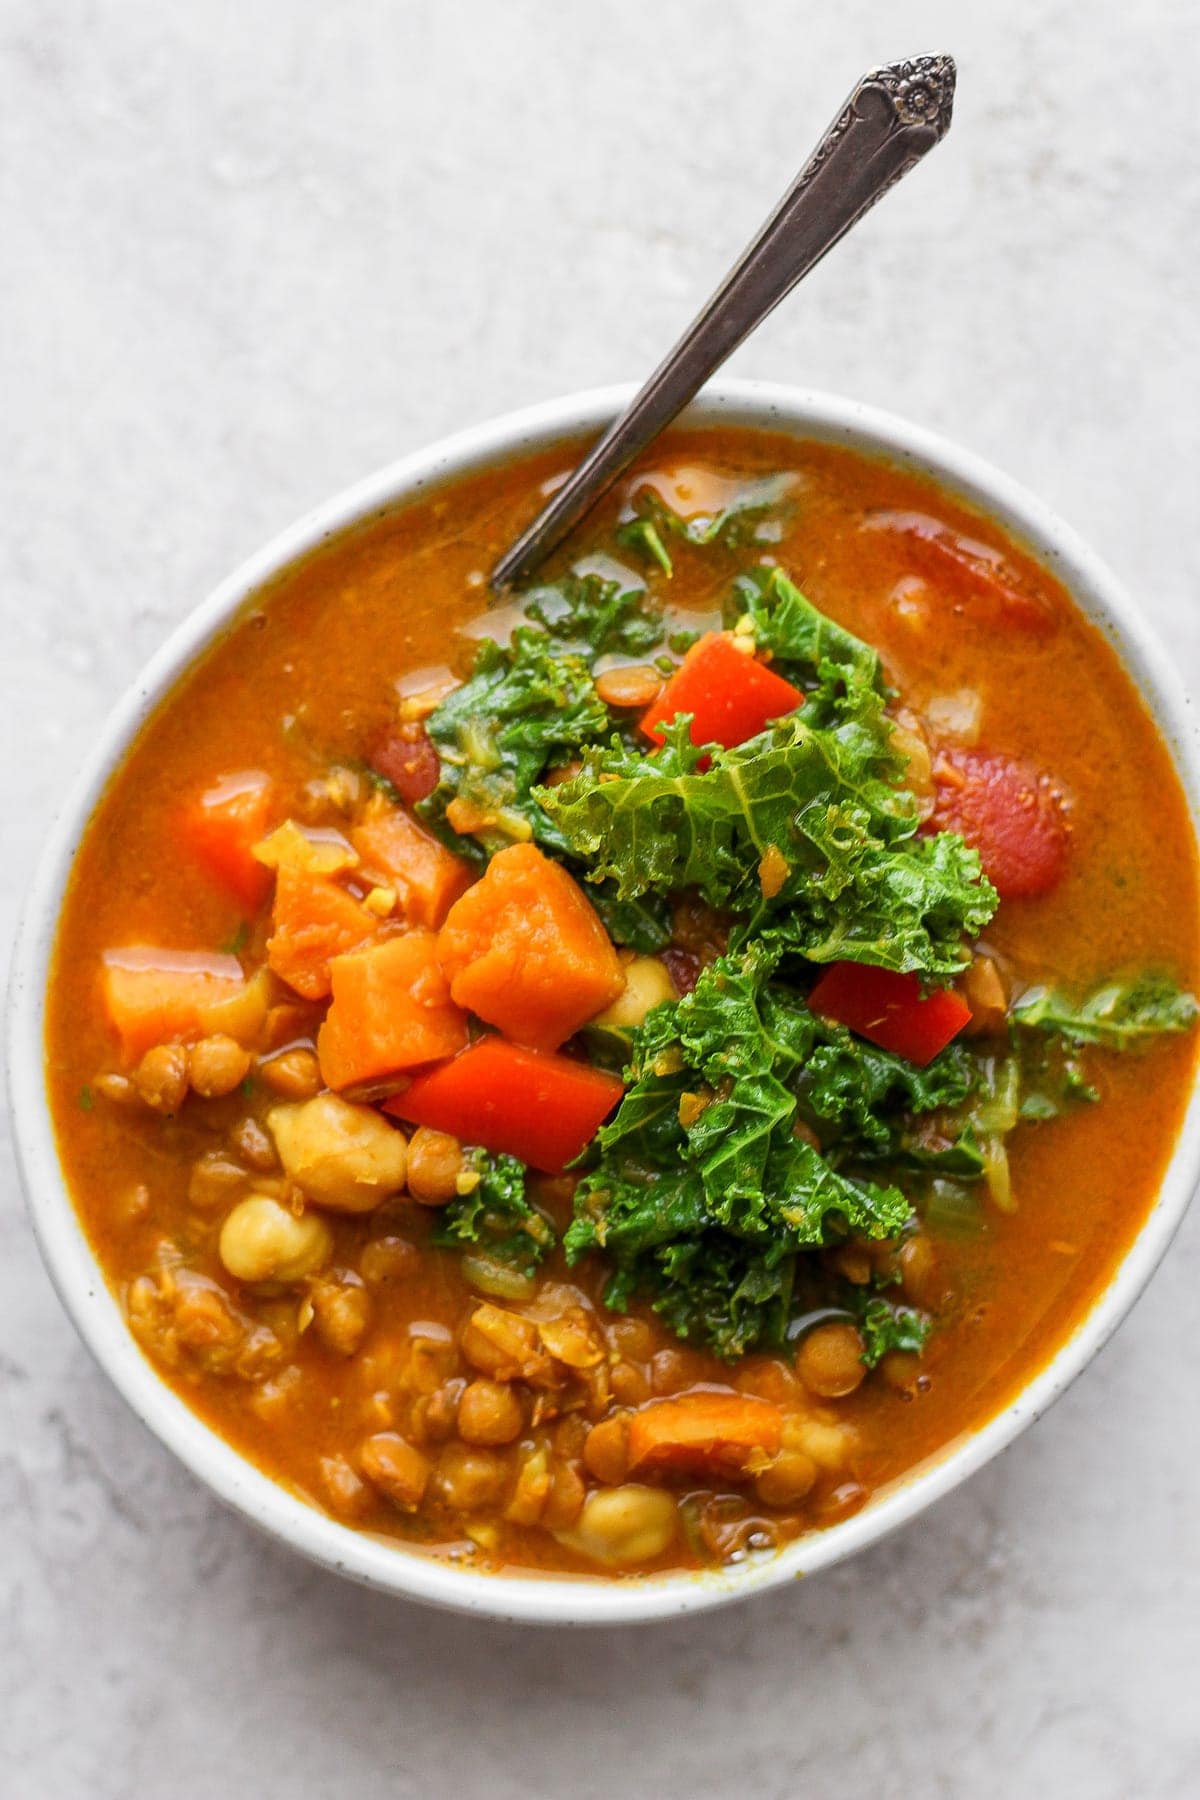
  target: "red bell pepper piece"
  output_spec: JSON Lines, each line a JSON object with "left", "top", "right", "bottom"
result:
{"left": 179, "top": 770, "right": 275, "bottom": 913}
{"left": 640, "top": 632, "right": 802, "bottom": 751}
{"left": 385, "top": 1036, "right": 625, "bottom": 1173}
{"left": 808, "top": 962, "right": 971, "bottom": 1066}
{"left": 928, "top": 747, "right": 1069, "bottom": 899}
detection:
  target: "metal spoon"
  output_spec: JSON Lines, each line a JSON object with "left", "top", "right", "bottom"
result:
{"left": 491, "top": 53, "right": 956, "bottom": 591}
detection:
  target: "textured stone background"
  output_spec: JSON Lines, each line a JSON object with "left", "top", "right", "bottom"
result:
{"left": 3, "top": 3, "right": 1199, "bottom": 1796}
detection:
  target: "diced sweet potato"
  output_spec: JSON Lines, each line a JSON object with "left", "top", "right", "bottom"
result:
{"left": 178, "top": 770, "right": 275, "bottom": 913}
{"left": 316, "top": 932, "right": 469, "bottom": 1091}
{"left": 626, "top": 1391, "right": 784, "bottom": 1481}
{"left": 351, "top": 799, "right": 475, "bottom": 930}
{"left": 436, "top": 843, "right": 623, "bottom": 1050}
{"left": 101, "top": 949, "right": 269, "bottom": 1063}
{"left": 266, "top": 865, "right": 378, "bottom": 999}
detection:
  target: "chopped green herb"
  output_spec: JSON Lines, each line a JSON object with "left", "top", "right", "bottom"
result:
{"left": 78, "top": 1085, "right": 94, "bottom": 1112}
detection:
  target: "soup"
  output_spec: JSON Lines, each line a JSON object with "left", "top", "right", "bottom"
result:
{"left": 45, "top": 428, "right": 1200, "bottom": 1577}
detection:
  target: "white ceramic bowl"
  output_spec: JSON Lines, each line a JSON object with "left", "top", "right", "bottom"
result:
{"left": 9, "top": 382, "right": 1200, "bottom": 1625}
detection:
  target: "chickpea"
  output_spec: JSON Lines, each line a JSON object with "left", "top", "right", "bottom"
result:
{"left": 591, "top": 956, "right": 677, "bottom": 1032}
{"left": 133, "top": 1043, "right": 189, "bottom": 1114}
{"left": 559, "top": 1485, "right": 678, "bottom": 1566}
{"left": 434, "top": 1444, "right": 508, "bottom": 1511}
{"left": 784, "top": 1413, "right": 858, "bottom": 1474}
{"left": 310, "top": 1276, "right": 373, "bottom": 1356}
{"left": 796, "top": 1323, "right": 867, "bottom": 1399}
{"left": 258, "top": 1046, "right": 322, "bottom": 1100}
{"left": 406, "top": 1126, "right": 464, "bottom": 1204}
{"left": 755, "top": 1449, "right": 817, "bottom": 1509}
{"left": 218, "top": 1195, "right": 333, "bottom": 1285}
{"left": 360, "top": 1432, "right": 429, "bottom": 1511}
{"left": 593, "top": 664, "right": 664, "bottom": 709}
{"left": 187, "top": 1034, "right": 251, "bottom": 1098}
{"left": 457, "top": 1379, "right": 523, "bottom": 1445}
{"left": 268, "top": 1094, "right": 407, "bottom": 1212}
{"left": 583, "top": 1413, "right": 631, "bottom": 1485}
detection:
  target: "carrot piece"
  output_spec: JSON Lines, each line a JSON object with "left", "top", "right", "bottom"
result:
{"left": 436, "top": 842, "right": 623, "bottom": 1052}
{"left": 626, "top": 1391, "right": 784, "bottom": 1480}
{"left": 385, "top": 1036, "right": 624, "bottom": 1173}
{"left": 640, "top": 632, "right": 802, "bottom": 750}
{"left": 808, "top": 962, "right": 971, "bottom": 1065}
{"left": 317, "top": 932, "right": 469, "bottom": 1091}
{"left": 266, "top": 864, "right": 378, "bottom": 1000}
{"left": 351, "top": 800, "right": 475, "bottom": 930}
{"left": 100, "top": 949, "right": 268, "bottom": 1063}
{"left": 179, "top": 771, "right": 275, "bottom": 913}
{"left": 927, "top": 747, "right": 1069, "bottom": 899}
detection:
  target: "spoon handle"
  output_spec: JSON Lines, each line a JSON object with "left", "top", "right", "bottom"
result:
{"left": 492, "top": 54, "right": 956, "bottom": 591}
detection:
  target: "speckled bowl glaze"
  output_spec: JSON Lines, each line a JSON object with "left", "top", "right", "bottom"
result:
{"left": 9, "top": 382, "right": 1200, "bottom": 1624}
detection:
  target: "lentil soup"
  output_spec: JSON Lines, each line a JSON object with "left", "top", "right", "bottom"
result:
{"left": 46, "top": 428, "right": 1200, "bottom": 1578}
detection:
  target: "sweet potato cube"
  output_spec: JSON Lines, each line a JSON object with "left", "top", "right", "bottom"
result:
{"left": 266, "top": 865, "right": 378, "bottom": 999}
{"left": 101, "top": 949, "right": 268, "bottom": 1063}
{"left": 436, "top": 843, "right": 622, "bottom": 1050}
{"left": 351, "top": 800, "right": 475, "bottom": 929}
{"left": 316, "top": 931, "right": 469, "bottom": 1092}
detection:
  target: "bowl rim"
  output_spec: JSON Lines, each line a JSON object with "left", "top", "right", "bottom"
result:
{"left": 9, "top": 378, "right": 1200, "bottom": 1626}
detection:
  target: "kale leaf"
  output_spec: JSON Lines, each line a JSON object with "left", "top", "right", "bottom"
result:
{"left": 850, "top": 1294, "right": 932, "bottom": 1367}
{"left": 521, "top": 571, "right": 664, "bottom": 659}
{"left": 725, "top": 566, "right": 883, "bottom": 698}
{"left": 1011, "top": 973, "right": 1198, "bottom": 1048}
{"left": 565, "top": 944, "right": 929, "bottom": 1357}
{"left": 418, "top": 627, "right": 609, "bottom": 857}
{"left": 616, "top": 474, "right": 797, "bottom": 577}
{"left": 538, "top": 709, "right": 996, "bottom": 980}
{"left": 431, "top": 1149, "right": 555, "bottom": 1279}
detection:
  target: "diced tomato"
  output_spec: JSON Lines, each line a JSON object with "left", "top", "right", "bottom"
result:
{"left": 385, "top": 1037, "right": 625, "bottom": 1174}
{"left": 865, "top": 511, "right": 1058, "bottom": 636}
{"left": 808, "top": 962, "right": 971, "bottom": 1066}
{"left": 928, "top": 747, "right": 1069, "bottom": 899}
{"left": 640, "top": 632, "right": 802, "bottom": 750}
{"left": 369, "top": 723, "right": 440, "bottom": 805}
{"left": 179, "top": 771, "right": 275, "bottom": 913}
{"left": 661, "top": 946, "right": 701, "bottom": 995}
